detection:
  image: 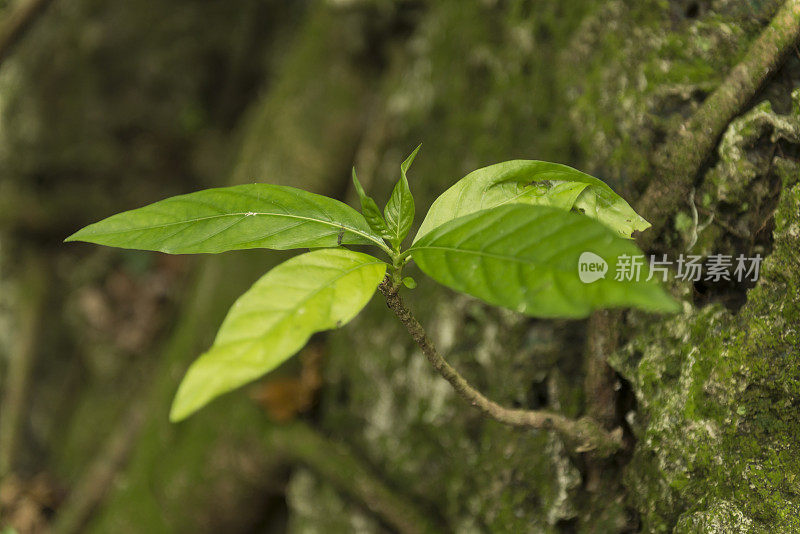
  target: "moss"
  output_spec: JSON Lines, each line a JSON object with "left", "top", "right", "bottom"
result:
{"left": 567, "top": 16, "right": 800, "bottom": 528}
{"left": 705, "top": 92, "right": 800, "bottom": 201}
{"left": 610, "top": 173, "right": 800, "bottom": 531}
{"left": 286, "top": 468, "right": 384, "bottom": 533}
{"left": 673, "top": 499, "right": 766, "bottom": 533}
{"left": 667, "top": 92, "right": 800, "bottom": 279}
{"left": 560, "top": 0, "right": 782, "bottom": 192}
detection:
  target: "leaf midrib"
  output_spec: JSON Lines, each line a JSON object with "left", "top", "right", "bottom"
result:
{"left": 213, "top": 258, "right": 385, "bottom": 354}
{"left": 388, "top": 189, "right": 409, "bottom": 242}
{"left": 76, "top": 211, "right": 385, "bottom": 249}
{"left": 409, "top": 243, "right": 593, "bottom": 276}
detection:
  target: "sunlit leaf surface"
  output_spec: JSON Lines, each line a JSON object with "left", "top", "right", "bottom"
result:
{"left": 170, "top": 248, "right": 386, "bottom": 421}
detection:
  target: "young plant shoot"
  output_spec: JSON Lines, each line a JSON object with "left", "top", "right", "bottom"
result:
{"left": 66, "top": 147, "right": 678, "bottom": 453}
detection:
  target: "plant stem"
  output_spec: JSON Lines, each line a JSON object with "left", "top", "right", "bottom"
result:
{"left": 378, "top": 278, "right": 623, "bottom": 456}
{"left": 388, "top": 260, "right": 402, "bottom": 288}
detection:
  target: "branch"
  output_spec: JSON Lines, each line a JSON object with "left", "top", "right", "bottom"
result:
{"left": 266, "top": 422, "right": 442, "bottom": 534}
{"left": 378, "top": 278, "right": 623, "bottom": 456}
{"left": 0, "top": 0, "right": 56, "bottom": 69}
{"left": 636, "top": 0, "right": 800, "bottom": 249}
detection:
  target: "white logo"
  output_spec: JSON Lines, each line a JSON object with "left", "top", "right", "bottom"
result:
{"left": 578, "top": 252, "right": 608, "bottom": 284}
{"left": 577, "top": 252, "right": 762, "bottom": 283}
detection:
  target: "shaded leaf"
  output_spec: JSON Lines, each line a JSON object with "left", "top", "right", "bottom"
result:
{"left": 170, "top": 248, "right": 386, "bottom": 421}
{"left": 384, "top": 145, "right": 419, "bottom": 247}
{"left": 409, "top": 204, "right": 678, "bottom": 318}
{"left": 415, "top": 160, "right": 649, "bottom": 241}
{"left": 66, "top": 184, "right": 387, "bottom": 254}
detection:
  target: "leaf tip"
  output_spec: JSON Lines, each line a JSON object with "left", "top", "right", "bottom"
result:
{"left": 661, "top": 294, "right": 683, "bottom": 314}
{"left": 642, "top": 285, "right": 682, "bottom": 315}
{"left": 352, "top": 168, "right": 373, "bottom": 206}
{"left": 634, "top": 215, "right": 652, "bottom": 232}
{"left": 401, "top": 144, "right": 422, "bottom": 176}
{"left": 622, "top": 217, "right": 652, "bottom": 239}
{"left": 168, "top": 394, "right": 192, "bottom": 423}
{"left": 169, "top": 373, "right": 204, "bottom": 423}
{"left": 64, "top": 227, "right": 87, "bottom": 243}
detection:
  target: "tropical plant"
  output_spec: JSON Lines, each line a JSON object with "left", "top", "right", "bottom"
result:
{"left": 66, "top": 146, "right": 677, "bottom": 453}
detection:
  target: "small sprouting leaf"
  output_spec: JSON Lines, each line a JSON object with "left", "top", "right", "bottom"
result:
{"left": 414, "top": 160, "right": 649, "bottom": 241}
{"left": 170, "top": 248, "right": 386, "bottom": 421}
{"left": 409, "top": 204, "right": 678, "bottom": 318}
{"left": 402, "top": 276, "right": 417, "bottom": 289}
{"left": 66, "top": 184, "right": 386, "bottom": 254}
{"left": 384, "top": 144, "right": 420, "bottom": 247}
{"left": 352, "top": 168, "right": 391, "bottom": 239}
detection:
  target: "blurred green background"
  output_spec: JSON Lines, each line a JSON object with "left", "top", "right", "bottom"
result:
{"left": 2, "top": 0, "right": 800, "bottom": 532}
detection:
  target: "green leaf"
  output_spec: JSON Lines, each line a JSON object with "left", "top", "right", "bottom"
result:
{"left": 352, "top": 168, "right": 391, "bottom": 239}
{"left": 384, "top": 144, "right": 419, "bottom": 247}
{"left": 409, "top": 204, "right": 679, "bottom": 319}
{"left": 66, "top": 183, "right": 388, "bottom": 254}
{"left": 170, "top": 248, "right": 386, "bottom": 421}
{"left": 414, "top": 160, "right": 649, "bottom": 241}
{"left": 571, "top": 186, "right": 650, "bottom": 239}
